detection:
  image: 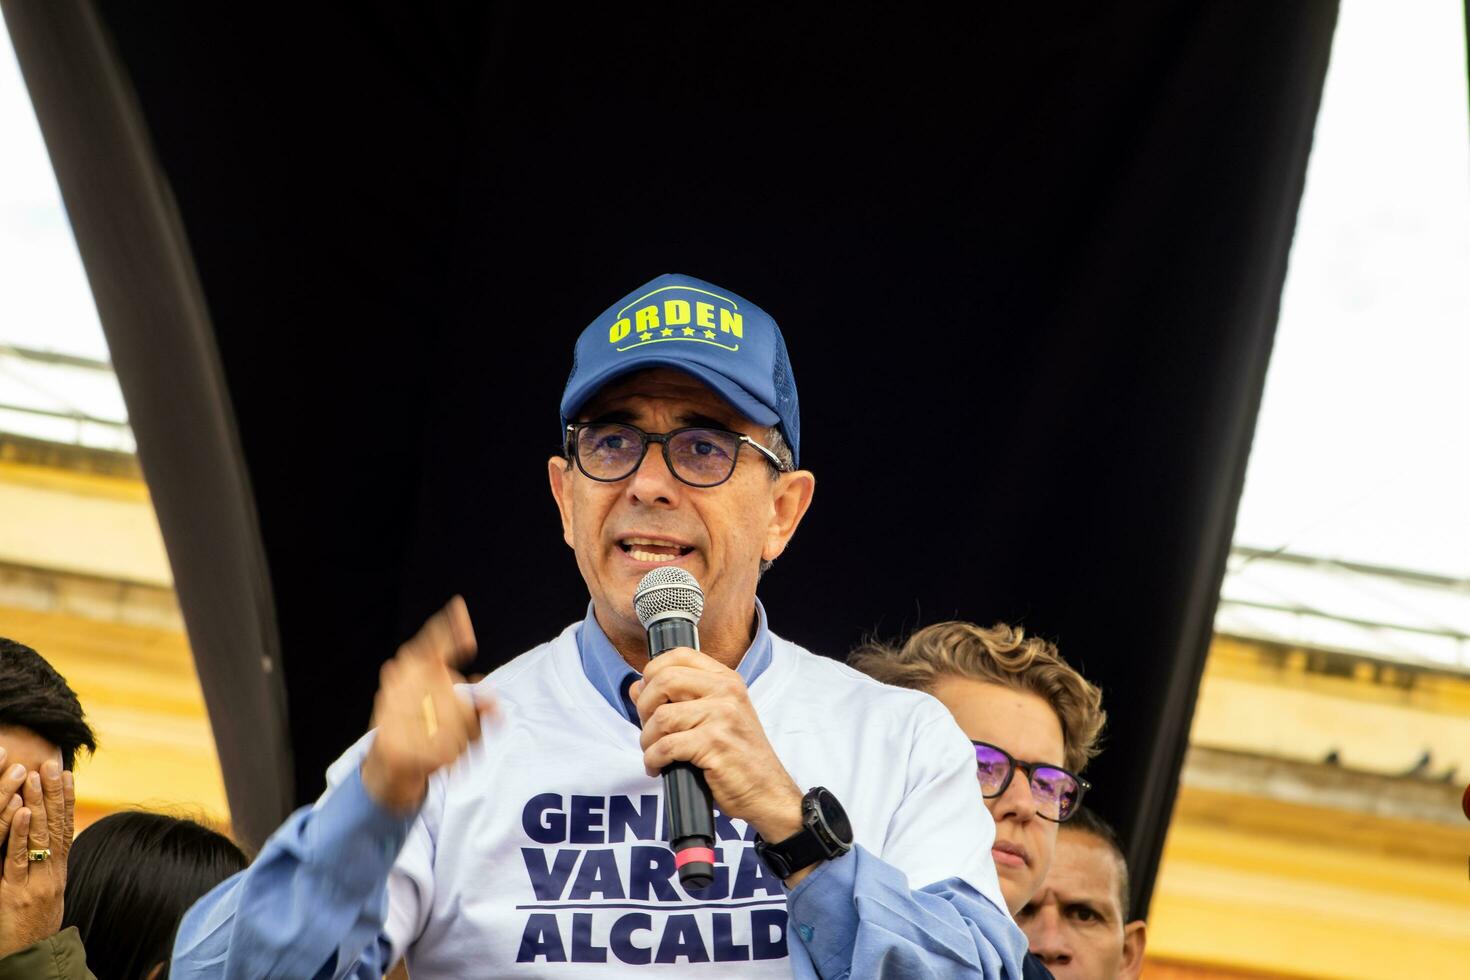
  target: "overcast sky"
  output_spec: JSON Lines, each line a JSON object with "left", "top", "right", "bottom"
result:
{"left": 0, "top": 12, "right": 105, "bottom": 361}
{"left": 1, "top": 3, "right": 1467, "bottom": 578}
{"left": 1229, "top": 0, "right": 1470, "bottom": 579}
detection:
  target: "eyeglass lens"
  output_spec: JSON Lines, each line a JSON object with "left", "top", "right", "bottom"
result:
{"left": 973, "top": 742, "right": 1081, "bottom": 821}
{"left": 576, "top": 423, "right": 743, "bottom": 487}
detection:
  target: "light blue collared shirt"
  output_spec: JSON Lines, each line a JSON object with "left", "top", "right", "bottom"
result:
{"left": 577, "top": 599, "right": 774, "bottom": 723}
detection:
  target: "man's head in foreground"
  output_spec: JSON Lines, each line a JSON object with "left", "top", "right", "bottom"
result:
{"left": 1018, "top": 806, "right": 1146, "bottom": 980}
{"left": 850, "top": 621, "right": 1105, "bottom": 914}
{"left": 0, "top": 637, "right": 95, "bottom": 776}
{"left": 548, "top": 274, "right": 815, "bottom": 660}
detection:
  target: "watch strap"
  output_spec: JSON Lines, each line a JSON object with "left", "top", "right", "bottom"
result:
{"left": 755, "top": 788, "right": 852, "bottom": 879}
{"left": 758, "top": 822, "right": 832, "bottom": 879}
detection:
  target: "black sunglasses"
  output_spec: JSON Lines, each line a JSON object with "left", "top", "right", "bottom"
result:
{"left": 971, "top": 740, "right": 1090, "bottom": 823}
{"left": 565, "top": 421, "right": 786, "bottom": 488}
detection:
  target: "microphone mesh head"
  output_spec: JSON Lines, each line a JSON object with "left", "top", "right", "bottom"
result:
{"left": 633, "top": 567, "right": 705, "bottom": 627}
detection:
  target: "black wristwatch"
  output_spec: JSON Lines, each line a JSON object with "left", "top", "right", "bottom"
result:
{"left": 754, "top": 787, "right": 853, "bottom": 879}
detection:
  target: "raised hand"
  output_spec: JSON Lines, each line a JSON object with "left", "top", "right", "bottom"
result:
{"left": 0, "top": 761, "right": 74, "bottom": 957}
{"left": 632, "top": 649, "right": 805, "bottom": 851}
{"left": 360, "top": 596, "right": 494, "bottom": 813}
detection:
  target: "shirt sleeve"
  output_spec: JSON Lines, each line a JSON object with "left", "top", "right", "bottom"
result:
{"left": 170, "top": 761, "right": 416, "bottom": 980}
{"left": 784, "top": 706, "right": 1028, "bottom": 979}
{"left": 786, "top": 848, "right": 1025, "bottom": 979}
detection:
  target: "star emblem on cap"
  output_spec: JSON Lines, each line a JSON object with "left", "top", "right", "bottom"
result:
{"left": 703, "top": 329, "right": 716, "bottom": 339}
{"left": 660, "top": 328, "right": 673, "bottom": 337}
{"left": 639, "top": 331, "right": 652, "bottom": 342}
{"left": 682, "top": 326, "right": 696, "bottom": 336}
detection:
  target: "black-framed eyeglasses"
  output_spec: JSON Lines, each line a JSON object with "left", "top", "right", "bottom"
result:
{"left": 565, "top": 421, "right": 788, "bottom": 489}
{"left": 972, "top": 740, "right": 1090, "bottom": 823}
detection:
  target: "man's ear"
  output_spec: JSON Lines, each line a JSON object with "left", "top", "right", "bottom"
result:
{"left": 1119, "top": 919, "right": 1147, "bottom": 979}
{"left": 547, "top": 456, "right": 575, "bottom": 548}
{"left": 762, "top": 470, "right": 816, "bottom": 563}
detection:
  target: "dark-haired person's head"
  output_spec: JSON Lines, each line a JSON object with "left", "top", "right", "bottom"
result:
{"left": 62, "top": 811, "right": 248, "bottom": 980}
{"left": 1017, "top": 806, "right": 1146, "bottom": 980}
{"left": 0, "top": 636, "right": 95, "bottom": 775}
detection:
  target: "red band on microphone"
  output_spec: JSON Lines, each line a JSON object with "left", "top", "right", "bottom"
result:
{"left": 674, "top": 847, "right": 716, "bottom": 869}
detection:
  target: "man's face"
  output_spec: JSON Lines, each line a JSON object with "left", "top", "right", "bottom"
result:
{"left": 928, "top": 676, "right": 1063, "bottom": 915}
{"left": 548, "top": 368, "right": 814, "bottom": 652}
{"left": 1017, "top": 830, "right": 1146, "bottom": 980}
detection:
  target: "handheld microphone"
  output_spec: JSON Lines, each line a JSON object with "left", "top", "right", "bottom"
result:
{"left": 633, "top": 566, "right": 717, "bottom": 890}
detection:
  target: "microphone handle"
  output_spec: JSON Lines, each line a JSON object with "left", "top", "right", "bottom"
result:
{"left": 646, "top": 616, "right": 717, "bottom": 890}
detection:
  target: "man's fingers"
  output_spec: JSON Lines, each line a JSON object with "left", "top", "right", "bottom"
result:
{"left": 444, "top": 671, "right": 497, "bottom": 722}
{"left": 0, "top": 764, "right": 26, "bottom": 808}
{"left": 22, "top": 773, "right": 47, "bottom": 851}
{"left": 61, "top": 772, "right": 74, "bottom": 859}
{"left": 444, "top": 595, "right": 476, "bottom": 655}
{"left": 639, "top": 700, "right": 708, "bottom": 752}
{"left": 453, "top": 692, "right": 482, "bottom": 746}
{"left": 406, "top": 596, "right": 478, "bottom": 668}
{"left": 640, "top": 648, "right": 723, "bottom": 679}
{"left": 0, "top": 765, "right": 25, "bottom": 839}
{"left": 0, "top": 793, "right": 19, "bottom": 843}
{"left": 643, "top": 731, "right": 697, "bottom": 777}
{"left": 4, "top": 808, "right": 29, "bottom": 887}
{"left": 633, "top": 665, "right": 739, "bottom": 723}
{"left": 40, "top": 761, "right": 63, "bottom": 860}
{"left": 428, "top": 685, "right": 483, "bottom": 753}
{"left": 390, "top": 655, "right": 489, "bottom": 749}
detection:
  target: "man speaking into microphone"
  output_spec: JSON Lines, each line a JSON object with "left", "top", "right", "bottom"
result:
{"left": 172, "top": 274, "right": 1026, "bottom": 977}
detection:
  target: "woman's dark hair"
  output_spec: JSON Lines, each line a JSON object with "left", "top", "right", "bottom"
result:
{"left": 0, "top": 637, "right": 96, "bottom": 770}
{"left": 62, "top": 811, "right": 249, "bottom": 980}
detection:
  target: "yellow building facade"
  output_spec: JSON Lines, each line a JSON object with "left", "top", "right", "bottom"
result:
{"left": 1148, "top": 635, "right": 1470, "bottom": 978}
{"left": 0, "top": 435, "right": 228, "bottom": 830}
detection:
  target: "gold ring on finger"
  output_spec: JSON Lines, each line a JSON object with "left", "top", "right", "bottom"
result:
{"left": 27, "top": 848, "right": 50, "bottom": 863}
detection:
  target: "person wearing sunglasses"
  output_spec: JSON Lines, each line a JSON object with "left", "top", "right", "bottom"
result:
{"left": 850, "top": 621, "right": 1105, "bottom": 976}
{"left": 173, "top": 274, "right": 1027, "bottom": 979}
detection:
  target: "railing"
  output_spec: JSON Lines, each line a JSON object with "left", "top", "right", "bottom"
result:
{"left": 0, "top": 343, "right": 132, "bottom": 449}
{"left": 1217, "top": 545, "right": 1470, "bottom": 672}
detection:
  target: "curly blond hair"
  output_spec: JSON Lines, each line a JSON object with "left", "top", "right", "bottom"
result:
{"left": 849, "top": 621, "right": 1105, "bottom": 772}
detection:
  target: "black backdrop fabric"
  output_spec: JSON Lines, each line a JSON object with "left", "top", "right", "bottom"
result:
{"left": 12, "top": 2, "right": 1338, "bottom": 913}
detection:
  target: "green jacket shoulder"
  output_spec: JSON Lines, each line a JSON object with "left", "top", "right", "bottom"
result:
{"left": 0, "top": 929, "right": 95, "bottom": 980}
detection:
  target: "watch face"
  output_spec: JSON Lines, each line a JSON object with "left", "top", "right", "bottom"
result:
{"left": 813, "top": 788, "right": 853, "bottom": 844}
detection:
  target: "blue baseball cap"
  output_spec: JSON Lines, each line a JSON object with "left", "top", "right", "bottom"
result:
{"left": 560, "top": 273, "right": 801, "bottom": 466}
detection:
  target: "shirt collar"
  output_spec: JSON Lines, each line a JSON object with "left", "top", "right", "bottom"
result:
{"left": 576, "top": 597, "right": 774, "bottom": 724}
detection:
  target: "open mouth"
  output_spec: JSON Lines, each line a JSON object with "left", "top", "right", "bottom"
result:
{"left": 619, "top": 537, "right": 695, "bottom": 563}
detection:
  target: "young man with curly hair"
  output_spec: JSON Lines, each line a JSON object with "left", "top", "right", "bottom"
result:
{"left": 851, "top": 622, "right": 1107, "bottom": 978}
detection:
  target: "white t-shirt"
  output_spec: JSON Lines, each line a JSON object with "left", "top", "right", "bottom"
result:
{"left": 324, "top": 621, "right": 1006, "bottom": 976}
